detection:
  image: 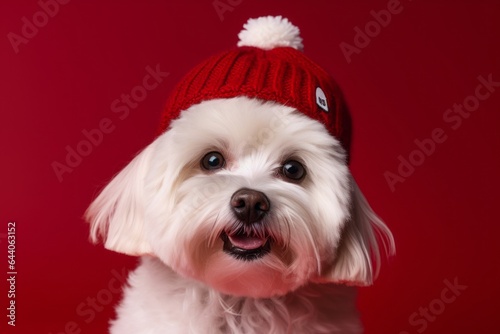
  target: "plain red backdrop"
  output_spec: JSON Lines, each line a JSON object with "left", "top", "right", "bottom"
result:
{"left": 1, "top": 1, "right": 499, "bottom": 333}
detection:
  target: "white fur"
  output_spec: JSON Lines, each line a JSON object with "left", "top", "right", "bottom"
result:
{"left": 85, "top": 97, "right": 395, "bottom": 333}
{"left": 237, "top": 16, "right": 304, "bottom": 51}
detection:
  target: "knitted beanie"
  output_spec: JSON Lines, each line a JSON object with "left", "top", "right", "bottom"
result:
{"left": 159, "top": 16, "right": 352, "bottom": 161}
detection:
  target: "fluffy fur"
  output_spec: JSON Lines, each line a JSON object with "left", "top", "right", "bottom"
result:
{"left": 85, "top": 97, "right": 395, "bottom": 333}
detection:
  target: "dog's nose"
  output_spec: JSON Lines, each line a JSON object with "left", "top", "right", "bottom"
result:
{"left": 230, "top": 188, "right": 270, "bottom": 223}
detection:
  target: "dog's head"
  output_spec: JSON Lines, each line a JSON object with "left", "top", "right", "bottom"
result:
{"left": 85, "top": 96, "right": 394, "bottom": 298}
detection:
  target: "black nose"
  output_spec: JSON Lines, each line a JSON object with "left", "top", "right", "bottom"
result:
{"left": 230, "top": 188, "right": 270, "bottom": 223}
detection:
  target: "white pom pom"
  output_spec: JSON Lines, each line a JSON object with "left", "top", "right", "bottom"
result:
{"left": 237, "top": 16, "right": 304, "bottom": 51}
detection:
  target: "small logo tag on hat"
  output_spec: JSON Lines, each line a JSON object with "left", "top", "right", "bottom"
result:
{"left": 315, "top": 87, "right": 328, "bottom": 112}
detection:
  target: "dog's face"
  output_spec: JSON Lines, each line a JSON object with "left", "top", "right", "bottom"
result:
{"left": 86, "top": 97, "right": 393, "bottom": 298}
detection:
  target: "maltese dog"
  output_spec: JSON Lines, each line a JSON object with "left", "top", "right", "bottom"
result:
{"left": 86, "top": 16, "right": 394, "bottom": 334}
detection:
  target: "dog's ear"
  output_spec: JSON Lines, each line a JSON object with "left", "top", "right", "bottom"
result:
{"left": 84, "top": 142, "right": 157, "bottom": 256}
{"left": 322, "top": 179, "right": 395, "bottom": 286}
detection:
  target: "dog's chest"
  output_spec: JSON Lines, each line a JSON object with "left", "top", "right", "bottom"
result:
{"left": 110, "top": 257, "right": 362, "bottom": 334}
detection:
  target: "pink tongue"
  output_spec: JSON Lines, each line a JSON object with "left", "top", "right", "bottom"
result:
{"left": 228, "top": 235, "right": 266, "bottom": 250}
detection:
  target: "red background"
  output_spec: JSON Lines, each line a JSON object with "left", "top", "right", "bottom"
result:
{"left": 1, "top": 1, "right": 499, "bottom": 333}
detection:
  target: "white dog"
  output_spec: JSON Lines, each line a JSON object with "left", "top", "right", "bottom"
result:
{"left": 86, "top": 16, "right": 394, "bottom": 334}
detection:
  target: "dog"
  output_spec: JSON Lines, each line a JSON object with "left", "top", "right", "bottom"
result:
{"left": 85, "top": 16, "right": 394, "bottom": 334}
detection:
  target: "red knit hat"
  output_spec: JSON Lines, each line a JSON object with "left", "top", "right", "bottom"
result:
{"left": 160, "top": 16, "right": 352, "bottom": 161}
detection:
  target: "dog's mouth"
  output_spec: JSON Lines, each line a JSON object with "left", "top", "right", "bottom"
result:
{"left": 221, "top": 228, "right": 271, "bottom": 261}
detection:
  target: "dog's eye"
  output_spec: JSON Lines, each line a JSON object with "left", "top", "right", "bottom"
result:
{"left": 282, "top": 160, "right": 306, "bottom": 181}
{"left": 201, "top": 151, "right": 225, "bottom": 170}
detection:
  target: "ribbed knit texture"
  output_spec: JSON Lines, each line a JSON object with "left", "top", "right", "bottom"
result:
{"left": 159, "top": 46, "right": 352, "bottom": 162}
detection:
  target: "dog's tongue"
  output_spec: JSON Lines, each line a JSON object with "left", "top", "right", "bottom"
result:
{"left": 228, "top": 234, "right": 266, "bottom": 250}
